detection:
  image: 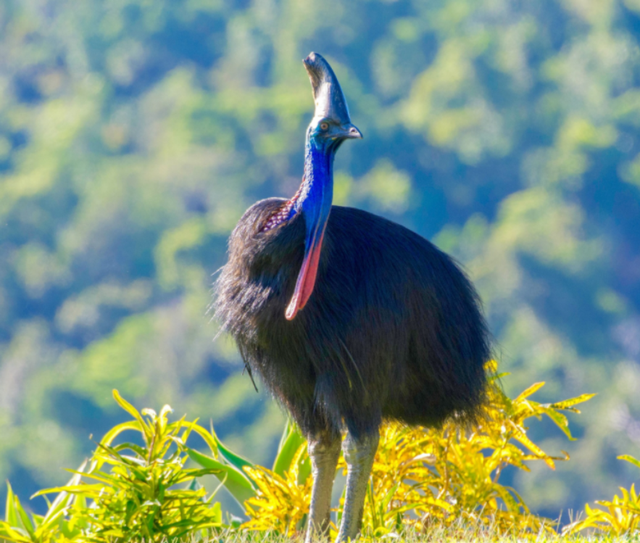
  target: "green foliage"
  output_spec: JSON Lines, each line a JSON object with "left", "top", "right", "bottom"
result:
{"left": 0, "top": 480, "right": 85, "bottom": 543}
{"left": 1, "top": 391, "right": 225, "bottom": 542}
{"left": 2, "top": 381, "right": 640, "bottom": 541}
{"left": 564, "top": 455, "right": 640, "bottom": 536}
{"left": 187, "top": 420, "right": 313, "bottom": 531}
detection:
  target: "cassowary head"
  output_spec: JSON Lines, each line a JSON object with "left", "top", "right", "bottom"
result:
{"left": 303, "top": 52, "right": 362, "bottom": 147}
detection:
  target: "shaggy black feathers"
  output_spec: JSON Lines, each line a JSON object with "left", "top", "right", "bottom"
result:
{"left": 215, "top": 200, "right": 490, "bottom": 441}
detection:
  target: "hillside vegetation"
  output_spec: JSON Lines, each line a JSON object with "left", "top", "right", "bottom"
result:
{"left": 0, "top": 0, "right": 640, "bottom": 521}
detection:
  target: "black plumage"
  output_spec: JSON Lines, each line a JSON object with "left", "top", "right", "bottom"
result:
{"left": 216, "top": 199, "right": 489, "bottom": 438}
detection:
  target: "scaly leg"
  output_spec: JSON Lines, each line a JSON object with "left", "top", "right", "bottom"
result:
{"left": 305, "top": 433, "right": 341, "bottom": 543}
{"left": 336, "top": 431, "right": 379, "bottom": 542}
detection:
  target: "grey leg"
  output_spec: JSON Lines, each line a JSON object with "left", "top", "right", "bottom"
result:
{"left": 336, "top": 431, "right": 379, "bottom": 542}
{"left": 305, "top": 433, "right": 341, "bottom": 543}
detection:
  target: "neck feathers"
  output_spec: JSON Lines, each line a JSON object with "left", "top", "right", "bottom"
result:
{"left": 261, "top": 141, "right": 336, "bottom": 233}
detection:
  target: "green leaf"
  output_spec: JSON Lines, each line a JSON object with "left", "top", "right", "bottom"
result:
{"left": 514, "top": 382, "right": 545, "bottom": 401}
{"left": 4, "top": 484, "right": 35, "bottom": 538}
{"left": 5, "top": 482, "right": 19, "bottom": 526}
{"left": 37, "top": 464, "right": 85, "bottom": 532}
{"left": 619, "top": 455, "right": 640, "bottom": 470}
{"left": 548, "top": 393, "right": 596, "bottom": 411}
{"left": 30, "top": 514, "right": 43, "bottom": 529}
{"left": 112, "top": 390, "right": 152, "bottom": 441}
{"left": 210, "top": 428, "right": 254, "bottom": 472}
{"left": 33, "top": 484, "right": 104, "bottom": 497}
{"left": 272, "top": 421, "right": 306, "bottom": 476}
{"left": 184, "top": 421, "right": 218, "bottom": 456}
{"left": 3, "top": 486, "right": 37, "bottom": 541}
{"left": 15, "top": 505, "right": 34, "bottom": 538}
{"left": 159, "top": 403, "right": 173, "bottom": 423}
{"left": 211, "top": 501, "right": 222, "bottom": 524}
{"left": 542, "top": 407, "right": 575, "bottom": 440}
{"left": 0, "top": 521, "right": 32, "bottom": 543}
{"left": 187, "top": 449, "right": 256, "bottom": 506}
{"left": 298, "top": 454, "right": 312, "bottom": 485}
{"left": 100, "top": 420, "right": 143, "bottom": 447}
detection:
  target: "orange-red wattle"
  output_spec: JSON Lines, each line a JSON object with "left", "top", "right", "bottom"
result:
{"left": 285, "top": 231, "right": 325, "bottom": 321}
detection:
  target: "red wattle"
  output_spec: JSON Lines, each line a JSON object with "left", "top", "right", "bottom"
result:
{"left": 285, "top": 231, "right": 325, "bottom": 321}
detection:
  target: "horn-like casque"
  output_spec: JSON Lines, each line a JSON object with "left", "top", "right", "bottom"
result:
{"left": 303, "top": 52, "right": 352, "bottom": 125}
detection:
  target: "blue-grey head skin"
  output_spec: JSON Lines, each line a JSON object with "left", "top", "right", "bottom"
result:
{"left": 285, "top": 52, "right": 363, "bottom": 320}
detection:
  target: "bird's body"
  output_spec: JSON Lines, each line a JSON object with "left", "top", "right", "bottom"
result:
{"left": 215, "top": 52, "right": 490, "bottom": 542}
{"left": 216, "top": 199, "right": 488, "bottom": 440}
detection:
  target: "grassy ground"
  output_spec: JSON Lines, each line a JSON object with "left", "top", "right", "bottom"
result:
{"left": 193, "top": 527, "right": 640, "bottom": 543}
{"left": 197, "top": 534, "right": 639, "bottom": 542}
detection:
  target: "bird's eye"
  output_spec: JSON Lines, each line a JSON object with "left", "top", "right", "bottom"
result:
{"left": 320, "top": 122, "right": 329, "bottom": 131}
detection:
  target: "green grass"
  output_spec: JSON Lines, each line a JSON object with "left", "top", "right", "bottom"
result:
{"left": 190, "top": 525, "right": 640, "bottom": 543}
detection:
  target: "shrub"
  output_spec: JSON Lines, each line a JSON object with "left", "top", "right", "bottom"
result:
{"left": 0, "top": 391, "right": 225, "bottom": 542}
{"left": 6, "top": 364, "right": 639, "bottom": 541}
{"left": 563, "top": 455, "right": 640, "bottom": 536}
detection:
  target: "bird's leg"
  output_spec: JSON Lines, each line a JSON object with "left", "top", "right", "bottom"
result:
{"left": 305, "top": 432, "right": 341, "bottom": 543}
{"left": 336, "top": 431, "right": 379, "bottom": 542}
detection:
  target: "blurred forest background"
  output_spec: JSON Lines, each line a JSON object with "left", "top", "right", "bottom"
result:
{"left": 1, "top": 0, "right": 640, "bottom": 523}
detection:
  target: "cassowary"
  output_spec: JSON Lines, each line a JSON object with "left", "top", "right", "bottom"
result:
{"left": 215, "top": 52, "right": 490, "bottom": 542}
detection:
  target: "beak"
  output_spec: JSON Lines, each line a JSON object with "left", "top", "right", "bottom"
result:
{"left": 340, "top": 123, "right": 363, "bottom": 139}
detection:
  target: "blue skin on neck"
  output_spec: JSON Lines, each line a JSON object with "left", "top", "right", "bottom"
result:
{"left": 292, "top": 128, "right": 343, "bottom": 241}
{"left": 283, "top": 122, "right": 351, "bottom": 320}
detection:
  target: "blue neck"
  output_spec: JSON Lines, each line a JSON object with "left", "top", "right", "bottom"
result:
{"left": 294, "top": 138, "right": 338, "bottom": 225}
{"left": 282, "top": 133, "right": 344, "bottom": 319}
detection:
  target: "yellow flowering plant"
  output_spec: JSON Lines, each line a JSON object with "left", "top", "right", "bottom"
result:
{"left": 230, "top": 363, "right": 595, "bottom": 538}
{"left": 563, "top": 455, "right": 640, "bottom": 536}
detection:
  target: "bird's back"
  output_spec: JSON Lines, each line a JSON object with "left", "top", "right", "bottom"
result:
{"left": 216, "top": 200, "right": 490, "bottom": 439}
{"left": 321, "top": 207, "right": 489, "bottom": 431}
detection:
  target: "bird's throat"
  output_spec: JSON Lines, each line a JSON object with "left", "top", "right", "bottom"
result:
{"left": 297, "top": 144, "right": 334, "bottom": 224}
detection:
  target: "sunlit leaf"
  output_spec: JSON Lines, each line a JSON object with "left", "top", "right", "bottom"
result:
{"left": 112, "top": 389, "right": 152, "bottom": 440}
{"left": 210, "top": 429, "right": 254, "bottom": 473}
{"left": 272, "top": 421, "right": 306, "bottom": 477}
{"left": 541, "top": 408, "right": 574, "bottom": 440}
{"left": 619, "top": 455, "right": 640, "bottom": 470}
{"left": 547, "top": 393, "right": 597, "bottom": 411}
{"left": 514, "top": 382, "right": 545, "bottom": 401}
{"left": 187, "top": 448, "right": 257, "bottom": 506}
